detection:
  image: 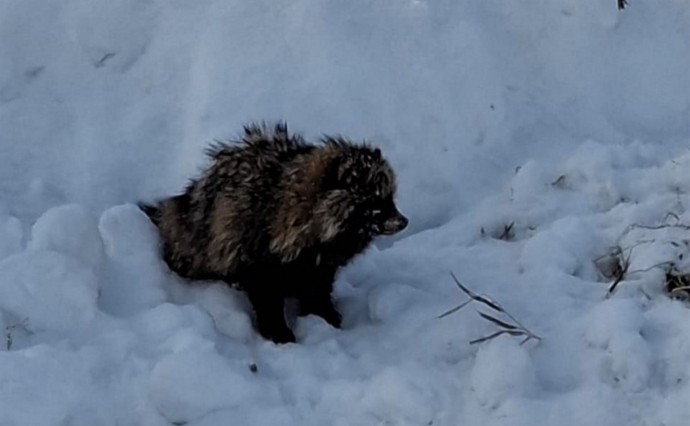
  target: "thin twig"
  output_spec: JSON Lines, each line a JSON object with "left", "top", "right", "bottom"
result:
{"left": 5, "top": 319, "right": 27, "bottom": 351}
{"left": 619, "top": 222, "right": 690, "bottom": 243}
{"left": 607, "top": 246, "right": 633, "bottom": 295}
{"left": 499, "top": 222, "right": 515, "bottom": 241}
{"left": 593, "top": 240, "right": 654, "bottom": 264}
{"left": 604, "top": 245, "right": 676, "bottom": 296}
{"left": 664, "top": 212, "right": 681, "bottom": 224}
{"left": 5, "top": 327, "right": 11, "bottom": 351}
{"left": 627, "top": 261, "right": 675, "bottom": 276}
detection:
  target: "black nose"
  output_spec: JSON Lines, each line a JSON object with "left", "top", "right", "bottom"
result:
{"left": 397, "top": 214, "right": 408, "bottom": 231}
{"left": 382, "top": 213, "right": 408, "bottom": 235}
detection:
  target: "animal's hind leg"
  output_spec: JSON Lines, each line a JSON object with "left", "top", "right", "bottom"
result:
{"left": 245, "top": 281, "right": 295, "bottom": 344}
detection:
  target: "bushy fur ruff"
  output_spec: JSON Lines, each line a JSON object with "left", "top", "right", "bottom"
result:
{"left": 141, "top": 122, "right": 407, "bottom": 343}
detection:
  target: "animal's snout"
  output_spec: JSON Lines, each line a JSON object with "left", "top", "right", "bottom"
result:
{"left": 382, "top": 211, "right": 408, "bottom": 235}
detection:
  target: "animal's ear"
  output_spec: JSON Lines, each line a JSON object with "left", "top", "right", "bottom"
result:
{"left": 322, "top": 156, "right": 345, "bottom": 190}
{"left": 373, "top": 147, "right": 381, "bottom": 158}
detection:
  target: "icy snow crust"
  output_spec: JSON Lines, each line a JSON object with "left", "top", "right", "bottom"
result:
{"left": 1, "top": 0, "right": 690, "bottom": 424}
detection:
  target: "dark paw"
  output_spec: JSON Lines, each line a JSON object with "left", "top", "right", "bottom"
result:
{"left": 300, "top": 304, "right": 342, "bottom": 328}
{"left": 317, "top": 307, "right": 342, "bottom": 329}
{"left": 259, "top": 324, "right": 296, "bottom": 344}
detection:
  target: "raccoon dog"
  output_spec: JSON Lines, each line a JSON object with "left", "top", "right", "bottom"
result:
{"left": 140, "top": 123, "right": 408, "bottom": 343}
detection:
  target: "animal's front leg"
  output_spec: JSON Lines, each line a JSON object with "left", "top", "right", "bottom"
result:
{"left": 245, "top": 284, "right": 295, "bottom": 344}
{"left": 304, "top": 294, "right": 342, "bottom": 329}
{"left": 298, "top": 268, "right": 342, "bottom": 329}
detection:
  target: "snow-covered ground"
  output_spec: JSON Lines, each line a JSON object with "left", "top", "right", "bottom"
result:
{"left": 2, "top": 0, "right": 690, "bottom": 424}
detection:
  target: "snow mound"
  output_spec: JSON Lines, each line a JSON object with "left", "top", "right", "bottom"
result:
{"left": 97, "top": 204, "right": 168, "bottom": 316}
{"left": 0, "top": 250, "right": 99, "bottom": 333}
{"left": 149, "top": 347, "right": 264, "bottom": 424}
{"left": 471, "top": 336, "right": 537, "bottom": 409}
{"left": 28, "top": 204, "right": 105, "bottom": 270}
{"left": 98, "top": 203, "right": 160, "bottom": 259}
{"left": 0, "top": 212, "right": 23, "bottom": 260}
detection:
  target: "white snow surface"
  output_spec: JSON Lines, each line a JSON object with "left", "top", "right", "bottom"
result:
{"left": 1, "top": 0, "right": 690, "bottom": 424}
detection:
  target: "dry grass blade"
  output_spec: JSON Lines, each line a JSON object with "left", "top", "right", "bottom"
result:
{"left": 450, "top": 272, "right": 503, "bottom": 312}
{"left": 604, "top": 216, "right": 690, "bottom": 297}
{"left": 619, "top": 221, "right": 690, "bottom": 242}
{"left": 607, "top": 274, "right": 627, "bottom": 295}
{"left": 665, "top": 270, "right": 690, "bottom": 301}
{"left": 633, "top": 223, "right": 690, "bottom": 231}
{"left": 5, "top": 318, "right": 30, "bottom": 351}
{"left": 442, "top": 272, "right": 542, "bottom": 346}
{"left": 499, "top": 222, "right": 515, "bottom": 241}
{"left": 628, "top": 261, "right": 675, "bottom": 275}
{"left": 470, "top": 331, "right": 511, "bottom": 345}
{"left": 470, "top": 330, "right": 526, "bottom": 345}
{"left": 519, "top": 335, "right": 532, "bottom": 345}
{"left": 478, "top": 311, "right": 518, "bottom": 330}
{"left": 607, "top": 246, "right": 632, "bottom": 295}
{"left": 593, "top": 246, "right": 622, "bottom": 264}
{"left": 664, "top": 212, "right": 681, "bottom": 223}
{"left": 671, "top": 285, "right": 690, "bottom": 294}
{"left": 551, "top": 174, "right": 567, "bottom": 188}
{"left": 5, "top": 327, "right": 11, "bottom": 351}
{"left": 607, "top": 258, "right": 677, "bottom": 297}
{"left": 437, "top": 299, "right": 473, "bottom": 319}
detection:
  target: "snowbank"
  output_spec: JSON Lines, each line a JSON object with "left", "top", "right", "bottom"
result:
{"left": 1, "top": 0, "right": 690, "bottom": 424}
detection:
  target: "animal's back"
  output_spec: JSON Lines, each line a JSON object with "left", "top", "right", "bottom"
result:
{"left": 164, "top": 124, "right": 314, "bottom": 279}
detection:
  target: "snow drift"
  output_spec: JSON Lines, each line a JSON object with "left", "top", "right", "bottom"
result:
{"left": 1, "top": 0, "right": 690, "bottom": 424}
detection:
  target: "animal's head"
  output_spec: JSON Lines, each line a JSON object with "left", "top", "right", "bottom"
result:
{"left": 320, "top": 138, "right": 408, "bottom": 238}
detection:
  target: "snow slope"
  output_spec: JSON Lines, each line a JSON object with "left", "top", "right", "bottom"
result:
{"left": 1, "top": 0, "right": 690, "bottom": 424}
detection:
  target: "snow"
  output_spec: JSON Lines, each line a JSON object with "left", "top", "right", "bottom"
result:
{"left": 28, "top": 204, "right": 105, "bottom": 269}
{"left": 470, "top": 336, "right": 538, "bottom": 409}
{"left": 149, "top": 346, "right": 266, "bottom": 424}
{"left": 1, "top": 0, "right": 690, "bottom": 424}
{"left": 0, "top": 250, "right": 99, "bottom": 333}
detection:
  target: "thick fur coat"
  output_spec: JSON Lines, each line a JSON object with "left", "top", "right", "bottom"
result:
{"left": 141, "top": 123, "right": 407, "bottom": 343}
